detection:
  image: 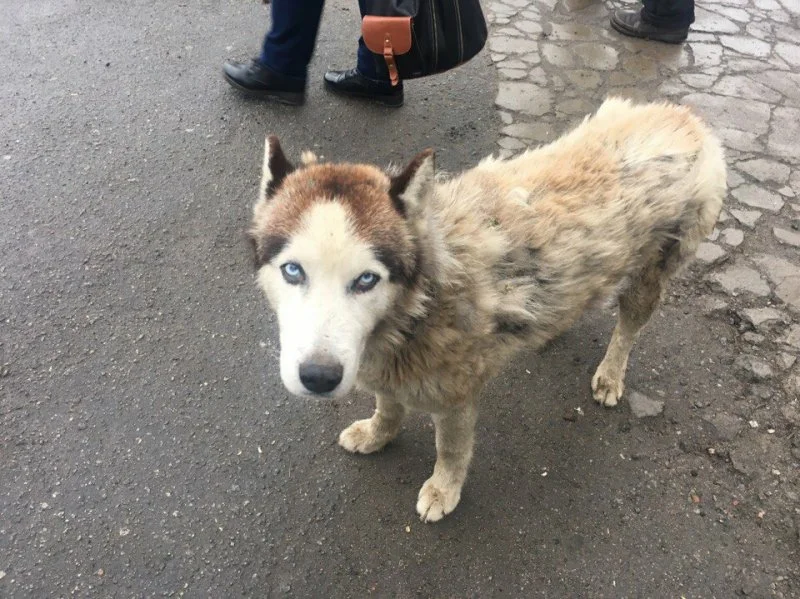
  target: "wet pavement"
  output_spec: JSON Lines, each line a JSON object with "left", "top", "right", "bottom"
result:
{"left": 1, "top": 0, "right": 799, "bottom": 596}
{"left": 487, "top": 1, "right": 800, "bottom": 595}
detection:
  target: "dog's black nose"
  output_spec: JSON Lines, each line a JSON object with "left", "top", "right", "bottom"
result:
{"left": 299, "top": 359, "right": 343, "bottom": 394}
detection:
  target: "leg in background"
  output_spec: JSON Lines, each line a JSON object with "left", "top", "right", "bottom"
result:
{"left": 592, "top": 263, "right": 665, "bottom": 407}
{"left": 356, "top": 0, "right": 390, "bottom": 81}
{"left": 260, "top": 0, "right": 326, "bottom": 80}
{"left": 641, "top": 0, "right": 695, "bottom": 29}
{"left": 322, "top": 0, "right": 403, "bottom": 106}
{"left": 610, "top": 0, "right": 693, "bottom": 43}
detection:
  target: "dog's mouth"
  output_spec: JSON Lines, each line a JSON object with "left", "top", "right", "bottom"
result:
{"left": 283, "top": 376, "right": 355, "bottom": 400}
{"left": 295, "top": 389, "right": 337, "bottom": 400}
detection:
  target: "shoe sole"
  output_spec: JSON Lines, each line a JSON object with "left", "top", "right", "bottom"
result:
{"left": 223, "top": 72, "right": 305, "bottom": 106}
{"left": 323, "top": 80, "right": 404, "bottom": 108}
{"left": 610, "top": 18, "right": 687, "bottom": 44}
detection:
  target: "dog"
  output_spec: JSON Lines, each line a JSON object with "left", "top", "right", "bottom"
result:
{"left": 248, "top": 98, "right": 727, "bottom": 522}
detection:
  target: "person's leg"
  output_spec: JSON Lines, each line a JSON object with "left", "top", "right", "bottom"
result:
{"left": 260, "top": 0, "right": 326, "bottom": 80}
{"left": 322, "top": 0, "right": 403, "bottom": 106}
{"left": 356, "top": 38, "right": 388, "bottom": 81}
{"left": 355, "top": 0, "right": 390, "bottom": 81}
{"left": 223, "top": 0, "right": 324, "bottom": 104}
{"left": 641, "top": 0, "right": 694, "bottom": 29}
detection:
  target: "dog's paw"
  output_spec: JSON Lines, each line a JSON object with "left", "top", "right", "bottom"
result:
{"left": 416, "top": 477, "right": 461, "bottom": 523}
{"left": 591, "top": 370, "right": 624, "bottom": 407}
{"left": 338, "top": 419, "right": 385, "bottom": 454}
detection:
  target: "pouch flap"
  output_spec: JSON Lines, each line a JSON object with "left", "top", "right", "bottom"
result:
{"left": 362, "top": 15, "right": 413, "bottom": 55}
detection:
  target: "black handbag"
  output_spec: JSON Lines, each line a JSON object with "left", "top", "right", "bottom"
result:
{"left": 361, "top": 0, "right": 487, "bottom": 86}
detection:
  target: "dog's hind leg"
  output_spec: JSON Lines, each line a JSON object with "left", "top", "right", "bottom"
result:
{"left": 416, "top": 402, "right": 478, "bottom": 522}
{"left": 592, "top": 261, "right": 665, "bottom": 407}
{"left": 339, "top": 393, "right": 406, "bottom": 454}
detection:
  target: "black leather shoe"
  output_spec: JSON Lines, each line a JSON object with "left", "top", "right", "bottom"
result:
{"left": 323, "top": 69, "right": 404, "bottom": 107}
{"left": 223, "top": 59, "right": 305, "bottom": 105}
{"left": 610, "top": 10, "right": 689, "bottom": 44}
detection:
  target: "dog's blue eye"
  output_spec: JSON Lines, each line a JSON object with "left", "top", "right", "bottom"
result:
{"left": 352, "top": 272, "right": 380, "bottom": 293}
{"left": 281, "top": 262, "right": 306, "bottom": 285}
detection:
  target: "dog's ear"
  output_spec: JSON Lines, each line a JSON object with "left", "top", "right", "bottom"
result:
{"left": 389, "top": 149, "right": 435, "bottom": 218}
{"left": 259, "top": 135, "right": 295, "bottom": 202}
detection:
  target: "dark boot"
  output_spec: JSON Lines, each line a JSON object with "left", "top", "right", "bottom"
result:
{"left": 223, "top": 59, "right": 305, "bottom": 105}
{"left": 610, "top": 9, "right": 689, "bottom": 44}
{"left": 323, "top": 69, "right": 404, "bottom": 107}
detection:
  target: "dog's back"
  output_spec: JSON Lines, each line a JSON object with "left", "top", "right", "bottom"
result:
{"left": 432, "top": 98, "right": 726, "bottom": 350}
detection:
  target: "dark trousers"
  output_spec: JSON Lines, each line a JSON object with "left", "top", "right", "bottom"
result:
{"left": 641, "top": 0, "right": 695, "bottom": 29}
{"left": 259, "top": 0, "right": 388, "bottom": 81}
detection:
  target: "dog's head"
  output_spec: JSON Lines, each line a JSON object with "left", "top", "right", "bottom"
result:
{"left": 249, "top": 136, "right": 434, "bottom": 398}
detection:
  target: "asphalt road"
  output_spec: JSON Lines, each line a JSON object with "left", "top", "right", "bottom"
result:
{"left": 1, "top": 1, "right": 797, "bottom": 598}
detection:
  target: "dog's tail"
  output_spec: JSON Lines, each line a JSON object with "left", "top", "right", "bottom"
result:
{"left": 660, "top": 115, "right": 727, "bottom": 275}
{"left": 692, "top": 129, "right": 727, "bottom": 238}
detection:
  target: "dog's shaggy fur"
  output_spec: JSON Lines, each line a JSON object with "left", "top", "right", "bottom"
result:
{"left": 249, "top": 98, "right": 727, "bottom": 522}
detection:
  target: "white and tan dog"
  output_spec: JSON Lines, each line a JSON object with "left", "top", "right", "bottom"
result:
{"left": 248, "top": 98, "right": 726, "bottom": 522}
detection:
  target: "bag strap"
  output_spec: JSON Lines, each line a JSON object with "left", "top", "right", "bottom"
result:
{"left": 383, "top": 34, "right": 400, "bottom": 86}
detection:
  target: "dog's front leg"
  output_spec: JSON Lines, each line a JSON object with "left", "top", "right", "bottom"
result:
{"left": 416, "top": 402, "right": 478, "bottom": 523}
{"left": 338, "top": 393, "right": 406, "bottom": 454}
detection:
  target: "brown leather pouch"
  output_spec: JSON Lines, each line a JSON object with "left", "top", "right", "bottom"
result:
{"left": 361, "top": 16, "right": 412, "bottom": 87}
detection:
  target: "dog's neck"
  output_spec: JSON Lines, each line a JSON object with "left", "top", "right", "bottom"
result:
{"left": 359, "top": 173, "right": 527, "bottom": 394}
{"left": 376, "top": 212, "right": 445, "bottom": 339}
{"left": 359, "top": 202, "right": 454, "bottom": 375}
